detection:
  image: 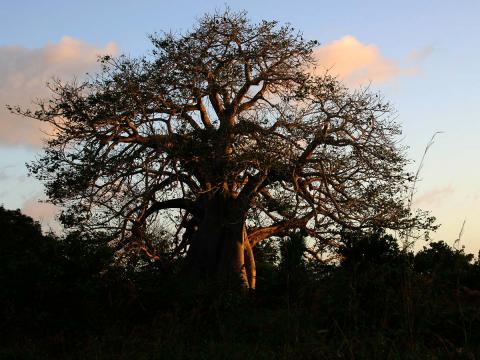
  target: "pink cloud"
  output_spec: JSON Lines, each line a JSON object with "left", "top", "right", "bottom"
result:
{"left": 413, "top": 184, "right": 455, "bottom": 206}
{"left": 0, "top": 37, "right": 118, "bottom": 147}
{"left": 22, "top": 197, "right": 58, "bottom": 222}
{"left": 312, "top": 35, "right": 417, "bottom": 87}
{"left": 21, "top": 196, "right": 61, "bottom": 233}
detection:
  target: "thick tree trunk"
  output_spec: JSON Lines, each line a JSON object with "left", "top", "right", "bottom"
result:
{"left": 244, "top": 236, "right": 256, "bottom": 289}
{"left": 185, "top": 192, "right": 255, "bottom": 289}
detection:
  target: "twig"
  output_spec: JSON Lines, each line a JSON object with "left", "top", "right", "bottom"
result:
{"left": 453, "top": 219, "right": 466, "bottom": 250}
{"left": 402, "top": 131, "right": 443, "bottom": 250}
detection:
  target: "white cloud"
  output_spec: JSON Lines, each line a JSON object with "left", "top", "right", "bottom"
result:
{"left": 408, "top": 45, "right": 434, "bottom": 62}
{"left": 0, "top": 36, "right": 118, "bottom": 147}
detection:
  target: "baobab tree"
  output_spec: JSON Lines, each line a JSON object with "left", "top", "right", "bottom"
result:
{"left": 14, "top": 10, "right": 434, "bottom": 288}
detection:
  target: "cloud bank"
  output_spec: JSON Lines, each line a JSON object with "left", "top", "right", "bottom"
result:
{"left": 312, "top": 35, "right": 417, "bottom": 87}
{"left": 0, "top": 36, "right": 118, "bottom": 147}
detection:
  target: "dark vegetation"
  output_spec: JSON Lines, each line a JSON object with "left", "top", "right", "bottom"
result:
{"left": 2, "top": 206, "right": 479, "bottom": 359}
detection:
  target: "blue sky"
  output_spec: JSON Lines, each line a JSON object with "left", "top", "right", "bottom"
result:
{"left": 1, "top": 0, "right": 479, "bottom": 252}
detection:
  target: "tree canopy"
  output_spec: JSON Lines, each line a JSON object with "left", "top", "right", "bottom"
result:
{"left": 15, "top": 10, "right": 434, "bottom": 287}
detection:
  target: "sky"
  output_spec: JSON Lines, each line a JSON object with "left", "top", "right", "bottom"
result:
{"left": 0, "top": 0, "right": 479, "bottom": 253}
